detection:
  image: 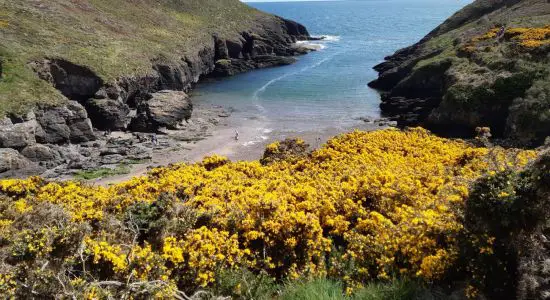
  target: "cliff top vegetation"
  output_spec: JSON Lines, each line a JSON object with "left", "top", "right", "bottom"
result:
{"left": 0, "top": 0, "right": 269, "bottom": 116}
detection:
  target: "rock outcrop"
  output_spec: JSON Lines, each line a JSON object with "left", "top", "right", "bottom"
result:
{"left": 370, "top": 0, "right": 550, "bottom": 146}
{"left": 130, "top": 91, "right": 192, "bottom": 132}
{"left": 0, "top": 149, "right": 35, "bottom": 175}
{"left": 34, "top": 101, "right": 95, "bottom": 144}
{"left": 0, "top": 120, "right": 38, "bottom": 150}
{"left": 0, "top": 0, "right": 313, "bottom": 177}
{"left": 24, "top": 16, "right": 311, "bottom": 137}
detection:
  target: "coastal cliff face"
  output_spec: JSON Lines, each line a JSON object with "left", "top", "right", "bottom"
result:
{"left": 370, "top": 0, "right": 550, "bottom": 146}
{"left": 0, "top": 0, "right": 311, "bottom": 176}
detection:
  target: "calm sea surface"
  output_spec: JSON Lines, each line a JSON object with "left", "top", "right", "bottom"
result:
{"left": 192, "top": 0, "right": 470, "bottom": 145}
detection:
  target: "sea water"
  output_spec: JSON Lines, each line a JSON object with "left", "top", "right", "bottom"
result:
{"left": 191, "top": 0, "right": 471, "bottom": 146}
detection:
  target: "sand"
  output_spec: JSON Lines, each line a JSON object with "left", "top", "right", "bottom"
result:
{"left": 93, "top": 108, "right": 383, "bottom": 186}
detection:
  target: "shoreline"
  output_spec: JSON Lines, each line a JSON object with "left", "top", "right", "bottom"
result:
{"left": 93, "top": 103, "right": 386, "bottom": 186}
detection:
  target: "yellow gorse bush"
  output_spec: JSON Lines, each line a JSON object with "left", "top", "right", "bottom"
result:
{"left": 463, "top": 25, "right": 550, "bottom": 53}
{"left": 0, "top": 128, "right": 537, "bottom": 296}
{"left": 506, "top": 25, "right": 550, "bottom": 48}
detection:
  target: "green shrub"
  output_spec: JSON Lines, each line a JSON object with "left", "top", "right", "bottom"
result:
{"left": 462, "top": 151, "right": 550, "bottom": 299}
{"left": 211, "top": 268, "right": 276, "bottom": 300}
{"left": 276, "top": 278, "right": 439, "bottom": 300}
{"left": 278, "top": 278, "right": 347, "bottom": 300}
{"left": 73, "top": 164, "right": 131, "bottom": 180}
{"left": 353, "top": 280, "right": 441, "bottom": 300}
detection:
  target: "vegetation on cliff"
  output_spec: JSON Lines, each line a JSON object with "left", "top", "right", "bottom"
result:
{"left": 0, "top": 0, "right": 295, "bottom": 116}
{"left": 370, "top": 0, "right": 550, "bottom": 146}
{"left": 0, "top": 128, "right": 538, "bottom": 298}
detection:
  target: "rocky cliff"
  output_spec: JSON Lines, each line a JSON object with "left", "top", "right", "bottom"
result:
{"left": 370, "top": 0, "right": 550, "bottom": 146}
{"left": 0, "top": 0, "right": 312, "bottom": 176}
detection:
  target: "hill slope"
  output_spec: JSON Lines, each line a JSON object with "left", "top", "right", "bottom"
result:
{"left": 0, "top": 0, "right": 309, "bottom": 128}
{"left": 369, "top": 0, "right": 550, "bottom": 146}
{"left": 0, "top": 0, "right": 311, "bottom": 176}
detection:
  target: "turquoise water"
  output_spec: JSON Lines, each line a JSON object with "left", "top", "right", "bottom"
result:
{"left": 192, "top": 0, "right": 470, "bottom": 143}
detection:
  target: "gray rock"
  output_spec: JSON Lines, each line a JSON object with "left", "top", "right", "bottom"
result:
{"left": 35, "top": 107, "right": 71, "bottom": 144}
{"left": 100, "top": 147, "right": 127, "bottom": 156}
{"left": 0, "top": 148, "right": 34, "bottom": 174}
{"left": 126, "top": 145, "right": 153, "bottom": 160}
{"left": 226, "top": 38, "right": 245, "bottom": 59}
{"left": 69, "top": 119, "right": 95, "bottom": 143}
{"left": 0, "top": 117, "right": 13, "bottom": 126}
{"left": 35, "top": 101, "right": 96, "bottom": 144}
{"left": 130, "top": 90, "right": 192, "bottom": 132}
{"left": 21, "top": 144, "right": 59, "bottom": 162}
{"left": 56, "top": 145, "right": 86, "bottom": 164}
{"left": 78, "top": 147, "right": 94, "bottom": 157}
{"left": 101, "top": 154, "right": 124, "bottom": 165}
{"left": 84, "top": 99, "right": 130, "bottom": 130}
{"left": 0, "top": 121, "right": 39, "bottom": 149}
{"left": 20, "top": 144, "right": 63, "bottom": 169}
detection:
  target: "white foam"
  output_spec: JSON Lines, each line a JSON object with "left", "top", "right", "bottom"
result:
{"left": 295, "top": 41, "right": 326, "bottom": 51}
{"left": 321, "top": 35, "right": 341, "bottom": 42}
{"left": 310, "top": 35, "right": 341, "bottom": 42}
{"left": 252, "top": 50, "right": 344, "bottom": 101}
{"left": 262, "top": 128, "right": 273, "bottom": 134}
{"left": 242, "top": 141, "right": 257, "bottom": 147}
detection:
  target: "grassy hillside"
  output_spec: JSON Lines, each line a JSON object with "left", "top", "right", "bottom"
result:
{"left": 0, "top": 0, "right": 267, "bottom": 116}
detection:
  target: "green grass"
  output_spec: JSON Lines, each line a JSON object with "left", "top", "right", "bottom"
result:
{"left": 209, "top": 268, "right": 443, "bottom": 300}
{"left": 209, "top": 276, "right": 445, "bottom": 300}
{"left": 0, "top": 0, "right": 270, "bottom": 116}
{"left": 353, "top": 280, "right": 442, "bottom": 300}
{"left": 125, "top": 158, "right": 152, "bottom": 165}
{"left": 73, "top": 163, "right": 132, "bottom": 180}
{"left": 276, "top": 278, "right": 443, "bottom": 300}
{"left": 278, "top": 278, "right": 347, "bottom": 300}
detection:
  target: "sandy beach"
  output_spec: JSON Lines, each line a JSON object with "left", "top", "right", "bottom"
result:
{"left": 94, "top": 105, "right": 383, "bottom": 186}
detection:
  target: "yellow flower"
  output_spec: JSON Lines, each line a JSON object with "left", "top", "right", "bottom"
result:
{"left": 0, "top": 128, "right": 537, "bottom": 289}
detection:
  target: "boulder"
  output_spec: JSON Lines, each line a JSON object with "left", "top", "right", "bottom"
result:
{"left": 55, "top": 145, "right": 86, "bottom": 165}
{"left": 211, "top": 56, "right": 296, "bottom": 77}
{"left": 0, "top": 121, "right": 38, "bottom": 149}
{"left": 226, "top": 38, "right": 245, "bottom": 59}
{"left": 66, "top": 101, "right": 95, "bottom": 142}
{"left": 0, "top": 148, "right": 34, "bottom": 174}
{"left": 35, "top": 107, "right": 71, "bottom": 144}
{"left": 126, "top": 144, "right": 153, "bottom": 161}
{"left": 101, "top": 154, "right": 125, "bottom": 165}
{"left": 69, "top": 119, "right": 96, "bottom": 143}
{"left": 20, "top": 144, "right": 62, "bottom": 169}
{"left": 130, "top": 90, "right": 192, "bottom": 132}
{"left": 0, "top": 117, "right": 12, "bottom": 126}
{"left": 35, "top": 101, "right": 95, "bottom": 144}
{"left": 253, "top": 55, "right": 296, "bottom": 69}
{"left": 84, "top": 99, "right": 130, "bottom": 130}
{"left": 21, "top": 144, "right": 59, "bottom": 162}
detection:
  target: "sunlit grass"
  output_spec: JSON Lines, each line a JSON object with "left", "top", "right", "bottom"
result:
{"left": 0, "top": 0, "right": 269, "bottom": 117}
